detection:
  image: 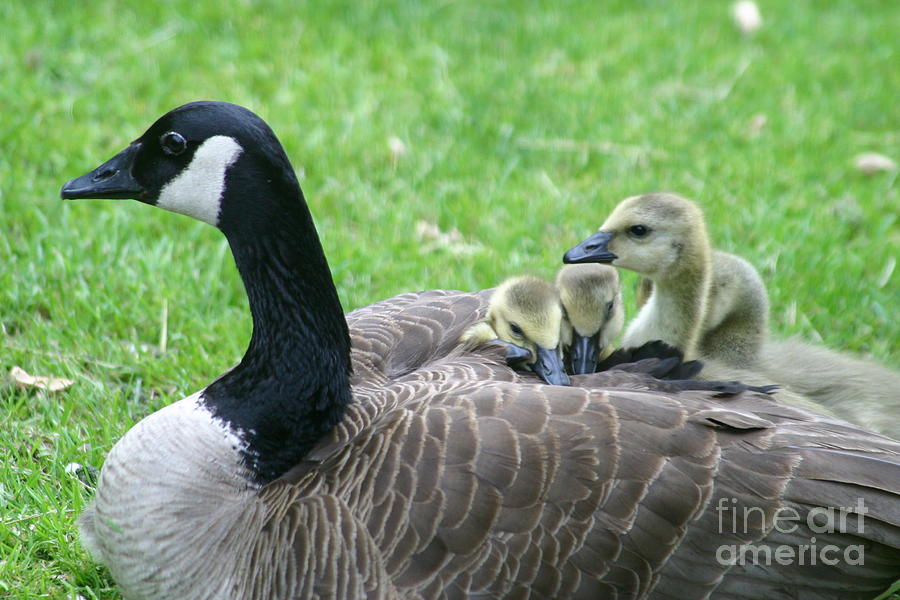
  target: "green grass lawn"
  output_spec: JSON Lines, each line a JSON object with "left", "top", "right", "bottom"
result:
{"left": 1, "top": 0, "right": 897, "bottom": 597}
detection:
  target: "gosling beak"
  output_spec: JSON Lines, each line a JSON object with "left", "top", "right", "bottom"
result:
{"left": 491, "top": 339, "right": 534, "bottom": 369}
{"left": 532, "top": 345, "right": 570, "bottom": 386}
{"left": 563, "top": 231, "right": 617, "bottom": 264}
{"left": 61, "top": 143, "right": 145, "bottom": 201}
{"left": 569, "top": 332, "right": 600, "bottom": 375}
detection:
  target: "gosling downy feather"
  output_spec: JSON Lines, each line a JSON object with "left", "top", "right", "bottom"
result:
{"left": 564, "top": 192, "right": 768, "bottom": 368}
{"left": 635, "top": 275, "right": 654, "bottom": 310}
{"left": 463, "top": 273, "right": 714, "bottom": 387}
{"left": 555, "top": 263, "right": 624, "bottom": 374}
{"left": 759, "top": 338, "right": 900, "bottom": 436}
{"left": 63, "top": 103, "right": 900, "bottom": 600}
{"left": 460, "top": 275, "right": 570, "bottom": 385}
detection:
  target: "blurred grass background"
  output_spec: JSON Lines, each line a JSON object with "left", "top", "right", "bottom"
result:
{"left": 0, "top": 0, "right": 897, "bottom": 597}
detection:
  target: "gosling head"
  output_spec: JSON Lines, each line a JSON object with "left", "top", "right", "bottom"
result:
{"left": 563, "top": 192, "right": 709, "bottom": 281}
{"left": 488, "top": 276, "right": 570, "bottom": 386}
{"left": 555, "top": 264, "right": 624, "bottom": 374}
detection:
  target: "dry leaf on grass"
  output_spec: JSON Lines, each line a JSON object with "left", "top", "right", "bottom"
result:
{"left": 416, "top": 220, "right": 463, "bottom": 243}
{"left": 853, "top": 152, "right": 896, "bottom": 175}
{"left": 747, "top": 113, "right": 767, "bottom": 138}
{"left": 415, "top": 220, "right": 482, "bottom": 256}
{"left": 388, "top": 136, "right": 407, "bottom": 169}
{"left": 9, "top": 366, "right": 74, "bottom": 392}
{"left": 732, "top": 1, "right": 762, "bottom": 34}
{"left": 388, "top": 136, "right": 407, "bottom": 158}
{"left": 877, "top": 256, "right": 896, "bottom": 289}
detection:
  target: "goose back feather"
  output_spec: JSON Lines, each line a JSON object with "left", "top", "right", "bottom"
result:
{"left": 82, "top": 288, "right": 900, "bottom": 600}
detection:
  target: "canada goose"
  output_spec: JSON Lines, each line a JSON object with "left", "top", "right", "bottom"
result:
{"left": 62, "top": 102, "right": 900, "bottom": 599}
{"left": 459, "top": 276, "right": 570, "bottom": 386}
{"left": 555, "top": 263, "right": 624, "bottom": 374}
{"left": 564, "top": 192, "right": 768, "bottom": 368}
{"left": 564, "top": 191, "right": 899, "bottom": 434}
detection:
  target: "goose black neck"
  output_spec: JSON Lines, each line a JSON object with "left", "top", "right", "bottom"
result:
{"left": 202, "top": 163, "right": 352, "bottom": 485}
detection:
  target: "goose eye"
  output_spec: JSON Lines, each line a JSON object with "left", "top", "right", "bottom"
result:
{"left": 628, "top": 224, "right": 650, "bottom": 238}
{"left": 509, "top": 322, "right": 524, "bottom": 337}
{"left": 605, "top": 300, "right": 615, "bottom": 317}
{"left": 160, "top": 131, "right": 187, "bottom": 156}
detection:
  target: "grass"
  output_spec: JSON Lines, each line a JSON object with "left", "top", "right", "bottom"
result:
{"left": 1, "top": 0, "right": 897, "bottom": 597}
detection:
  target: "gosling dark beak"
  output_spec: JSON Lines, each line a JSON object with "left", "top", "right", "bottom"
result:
{"left": 569, "top": 332, "right": 600, "bottom": 375}
{"left": 491, "top": 339, "right": 534, "bottom": 369}
{"left": 61, "top": 143, "right": 144, "bottom": 200}
{"left": 563, "top": 231, "right": 617, "bottom": 264}
{"left": 532, "top": 345, "right": 570, "bottom": 386}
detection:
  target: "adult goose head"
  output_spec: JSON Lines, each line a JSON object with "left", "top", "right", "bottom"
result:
{"left": 460, "top": 276, "right": 570, "bottom": 385}
{"left": 63, "top": 101, "right": 352, "bottom": 484}
{"left": 62, "top": 103, "right": 900, "bottom": 600}
{"left": 555, "top": 263, "right": 624, "bottom": 374}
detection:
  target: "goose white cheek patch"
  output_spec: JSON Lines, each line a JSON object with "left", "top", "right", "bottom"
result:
{"left": 157, "top": 135, "right": 243, "bottom": 226}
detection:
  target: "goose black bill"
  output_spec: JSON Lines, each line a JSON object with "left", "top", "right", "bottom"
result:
{"left": 61, "top": 143, "right": 145, "bottom": 201}
{"left": 491, "top": 339, "right": 534, "bottom": 369}
{"left": 532, "top": 345, "right": 570, "bottom": 386}
{"left": 569, "top": 331, "right": 601, "bottom": 375}
{"left": 563, "top": 231, "right": 617, "bottom": 264}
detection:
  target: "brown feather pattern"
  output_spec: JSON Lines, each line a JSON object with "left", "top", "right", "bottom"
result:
{"left": 223, "top": 289, "right": 900, "bottom": 600}
{"left": 68, "top": 103, "right": 899, "bottom": 600}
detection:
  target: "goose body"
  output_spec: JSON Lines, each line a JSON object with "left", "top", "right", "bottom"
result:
{"left": 63, "top": 103, "right": 900, "bottom": 599}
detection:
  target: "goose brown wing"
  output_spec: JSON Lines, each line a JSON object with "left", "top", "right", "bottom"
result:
{"left": 647, "top": 392, "right": 900, "bottom": 599}
{"left": 266, "top": 362, "right": 900, "bottom": 599}
{"left": 237, "top": 494, "right": 401, "bottom": 600}
{"left": 346, "top": 289, "right": 493, "bottom": 384}
{"left": 264, "top": 291, "right": 900, "bottom": 598}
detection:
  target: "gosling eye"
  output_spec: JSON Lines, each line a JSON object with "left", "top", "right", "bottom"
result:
{"left": 628, "top": 224, "right": 651, "bottom": 238}
{"left": 605, "top": 300, "right": 615, "bottom": 318}
{"left": 160, "top": 131, "right": 188, "bottom": 156}
{"left": 509, "top": 322, "right": 524, "bottom": 338}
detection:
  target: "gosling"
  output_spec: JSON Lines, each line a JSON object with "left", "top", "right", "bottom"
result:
{"left": 555, "top": 264, "right": 624, "bottom": 374}
{"left": 461, "top": 276, "right": 570, "bottom": 385}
